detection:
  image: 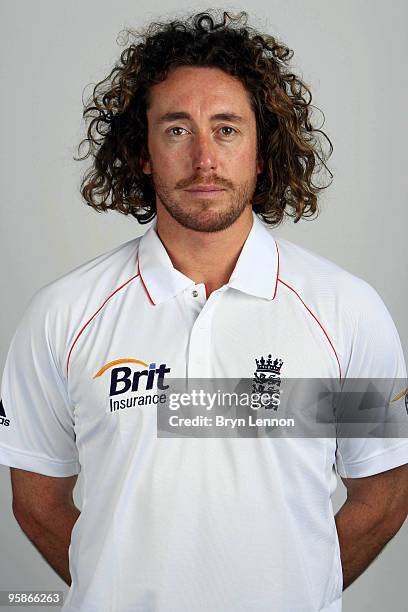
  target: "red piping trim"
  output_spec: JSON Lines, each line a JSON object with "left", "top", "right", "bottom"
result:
{"left": 273, "top": 241, "right": 280, "bottom": 299}
{"left": 66, "top": 273, "right": 140, "bottom": 376}
{"left": 137, "top": 254, "right": 155, "bottom": 306}
{"left": 277, "top": 278, "right": 342, "bottom": 382}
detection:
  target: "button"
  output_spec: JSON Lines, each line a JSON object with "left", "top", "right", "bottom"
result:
{"left": 192, "top": 290, "right": 199, "bottom": 298}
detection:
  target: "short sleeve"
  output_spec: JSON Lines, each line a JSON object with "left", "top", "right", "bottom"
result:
{"left": 0, "top": 289, "right": 80, "bottom": 477}
{"left": 335, "top": 281, "right": 408, "bottom": 478}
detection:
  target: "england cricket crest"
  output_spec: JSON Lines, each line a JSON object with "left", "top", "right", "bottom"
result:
{"left": 252, "top": 354, "right": 284, "bottom": 411}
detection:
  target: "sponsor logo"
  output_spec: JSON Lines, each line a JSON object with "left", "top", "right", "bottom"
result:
{"left": 0, "top": 400, "right": 10, "bottom": 427}
{"left": 94, "top": 358, "right": 171, "bottom": 413}
{"left": 391, "top": 386, "right": 408, "bottom": 416}
{"left": 252, "top": 354, "right": 284, "bottom": 411}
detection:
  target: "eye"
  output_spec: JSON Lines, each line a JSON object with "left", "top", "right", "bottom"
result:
{"left": 167, "top": 126, "right": 188, "bottom": 137}
{"left": 219, "top": 126, "right": 237, "bottom": 137}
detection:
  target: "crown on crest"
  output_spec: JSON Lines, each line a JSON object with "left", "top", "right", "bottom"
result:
{"left": 255, "top": 354, "right": 283, "bottom": 375}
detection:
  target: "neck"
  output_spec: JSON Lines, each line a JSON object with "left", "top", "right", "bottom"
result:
{"left": 155, "top": 204, "right": 254, "bottom": 296}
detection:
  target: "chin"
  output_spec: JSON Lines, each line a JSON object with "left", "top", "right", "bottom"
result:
{"left": 175, "top": 206, "right": 247, "bottom": 233}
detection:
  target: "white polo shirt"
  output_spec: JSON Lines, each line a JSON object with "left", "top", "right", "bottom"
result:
{"left": 1, "top": 211, "right": 407, "bottom": 612}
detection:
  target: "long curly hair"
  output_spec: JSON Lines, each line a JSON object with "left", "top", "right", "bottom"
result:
{"left": 76, "top": 9, "right": 333, "bottom": 225}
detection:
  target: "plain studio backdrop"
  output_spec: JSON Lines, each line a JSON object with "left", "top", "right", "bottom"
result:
{"left": 0, "top": 1, "right": 407, "bottom": 610}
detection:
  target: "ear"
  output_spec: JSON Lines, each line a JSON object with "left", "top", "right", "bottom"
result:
{"left": 141, "top": 160, "right": 152, "bottom": 175}
{"left": 140, "top": 156, "right": 152, "bottom": 175}
{"left": 256, "top": 156, "right": 264, "bottom": 175}
{"left": 140, "top": 146, "right": 152, "bottom": 175}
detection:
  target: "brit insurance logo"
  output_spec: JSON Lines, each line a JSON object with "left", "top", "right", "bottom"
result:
{"left": 252, "top": 353, "right": 284, "bottom": 411}
{"left": 93, "top": 358, "right": 171, "bottom": 413}
{"left": 0, "top": 400, "right": 10, "bottom": 427}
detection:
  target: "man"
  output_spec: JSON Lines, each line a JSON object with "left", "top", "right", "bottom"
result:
{"left": 1, "top": 10, "right": 407, "bottom": 612}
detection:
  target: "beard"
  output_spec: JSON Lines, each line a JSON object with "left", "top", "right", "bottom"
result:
{"left": 149, "top": 169, "right": 258, "bottom": 233}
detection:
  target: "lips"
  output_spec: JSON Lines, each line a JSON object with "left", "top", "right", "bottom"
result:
{"left": 185, "top": 186, "right": 225, "bottom": 192}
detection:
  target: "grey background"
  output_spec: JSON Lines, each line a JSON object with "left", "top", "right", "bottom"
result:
{"left": 0, "top": 0, "right": 407, "bottom": 610}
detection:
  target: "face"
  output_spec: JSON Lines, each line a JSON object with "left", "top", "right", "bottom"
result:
{"left": 141, "top": 66, "right": 263, "bottom": 233}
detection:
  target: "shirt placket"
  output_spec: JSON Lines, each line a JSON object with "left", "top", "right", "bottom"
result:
{"left": 186, "top": 284, "right": 227, "bottom": 379}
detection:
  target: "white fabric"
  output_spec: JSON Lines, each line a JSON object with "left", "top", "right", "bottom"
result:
{"left": 1, "top": 211, "right": 407, "bottom": 611}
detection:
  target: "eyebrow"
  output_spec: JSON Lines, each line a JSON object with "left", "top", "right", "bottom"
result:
{"left": 157, "top": 111, "right": 245, "bottom": 124}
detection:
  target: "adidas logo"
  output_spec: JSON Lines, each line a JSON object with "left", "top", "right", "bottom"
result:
{"left": 0, "top": 400, "right": 10, "bottom": 427}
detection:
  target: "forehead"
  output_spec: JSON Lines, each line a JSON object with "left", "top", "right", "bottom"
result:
{"left": 146, "top": 66, "right": 253, "bottom": 115}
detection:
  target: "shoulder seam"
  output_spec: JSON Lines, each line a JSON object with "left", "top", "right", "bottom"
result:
{"left": 277, "top": 278, "right": 342, "bottom": 382}
{"left": 66, "top": 273, "right": 140, "bottom": 376}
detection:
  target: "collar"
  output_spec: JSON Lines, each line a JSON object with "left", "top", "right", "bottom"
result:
{"left": 137, "top": 211, "right": 279, "bottom": 305}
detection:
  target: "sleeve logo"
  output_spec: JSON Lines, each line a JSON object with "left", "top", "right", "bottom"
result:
{"left": 0, "top": 400, "right": 10, "bottom": 427}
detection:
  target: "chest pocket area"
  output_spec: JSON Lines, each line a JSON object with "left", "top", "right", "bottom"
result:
{"left": 114, "top": 400, "right": 158, "bottom": 441}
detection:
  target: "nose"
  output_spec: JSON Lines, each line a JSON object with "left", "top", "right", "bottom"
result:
{"left": 190, "top": 131, "right": 218, "bottom": 172}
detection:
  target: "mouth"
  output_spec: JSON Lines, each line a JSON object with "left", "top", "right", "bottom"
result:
{"left": 184, "top": 187, "right": 226, "bottom": 197}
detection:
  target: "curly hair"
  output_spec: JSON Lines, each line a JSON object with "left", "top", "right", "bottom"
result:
{"left": 76, "top": 9, "right": 333, "bottom": 225}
